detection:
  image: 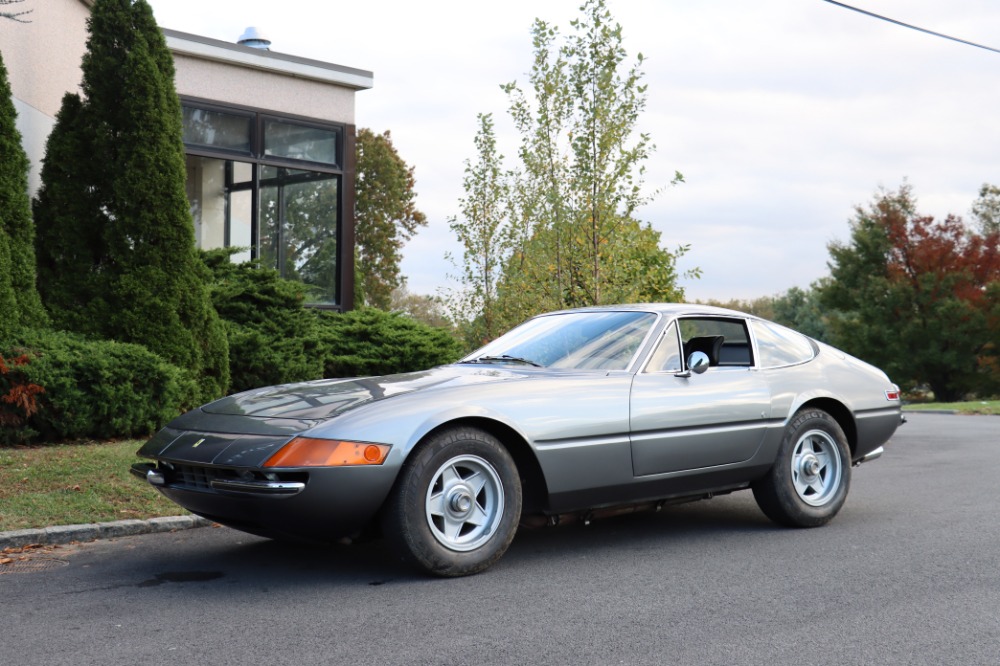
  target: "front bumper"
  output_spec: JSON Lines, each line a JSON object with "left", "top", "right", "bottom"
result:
{"left": 130, "top": 459, "right": 399, "bottom": 542}
{"left": 131, "top": 462, "right": 305, "bottom": 497}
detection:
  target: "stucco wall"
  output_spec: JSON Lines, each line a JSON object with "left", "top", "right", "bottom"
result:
{"left": 1, "top": 0, "right": 91, "bottom": 193}
{"left": 0, "top": 0, "right": 89, "bottom": 117}
{"left": 172, "top": 54, "right": 356, "bottom": 124}
{"left": 12, "top": 99, "right": 55, "bottom": 195}
{"left": 2, "top": 1, "right": 364, "bottom": 197}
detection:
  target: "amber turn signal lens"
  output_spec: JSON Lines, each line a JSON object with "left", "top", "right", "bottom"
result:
{"left": 263, "top": 438, "right": 390, "bottom": 468}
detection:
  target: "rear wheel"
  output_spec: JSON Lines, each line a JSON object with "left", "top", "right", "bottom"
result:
{"left": 753, "top": 409, "right": 851, "bottom": 527}
{"left": 383, "top": 427, "right": 521, "bottom": 576}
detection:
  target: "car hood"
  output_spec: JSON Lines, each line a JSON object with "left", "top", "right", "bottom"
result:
{"left": 142, "top": 365, "right": 561, "bottom": 466}
{"left": 200, "top": 364, "right": 527, "bottom": 421}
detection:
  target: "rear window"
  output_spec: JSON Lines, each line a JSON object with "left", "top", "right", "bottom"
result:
{"left": 751, "top": 320, "right": 816, "bottom": 368}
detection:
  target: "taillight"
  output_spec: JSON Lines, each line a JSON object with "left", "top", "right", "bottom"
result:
{"left": 885, "top": 386, "right": 901, "bottom": 401}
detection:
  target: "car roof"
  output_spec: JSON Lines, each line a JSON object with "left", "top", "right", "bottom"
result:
{"left": 547, "top": 303, "right": 757, "bottom": 320}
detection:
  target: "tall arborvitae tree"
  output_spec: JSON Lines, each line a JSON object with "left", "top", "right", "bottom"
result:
{"left": 33, "top": 0, "right": 228, "bottom": 400}
{"left": 0, "top": 49, "right": 46, "bottom": 338}
{"left": 33, "top": 93, "right": 105, "bottom": 334}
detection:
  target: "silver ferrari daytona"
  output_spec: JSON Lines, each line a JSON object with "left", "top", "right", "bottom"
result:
{"left": 132, "top": 304, "right": 902, "bottom": 576}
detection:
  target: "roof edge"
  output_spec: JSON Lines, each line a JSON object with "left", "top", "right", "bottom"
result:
{"left": 162, "top": 28, "right": 373, "bottom": 91}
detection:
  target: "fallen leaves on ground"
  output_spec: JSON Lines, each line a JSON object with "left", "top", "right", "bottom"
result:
{"left": 0, "top": 543, "right": 66, "bottom": 566}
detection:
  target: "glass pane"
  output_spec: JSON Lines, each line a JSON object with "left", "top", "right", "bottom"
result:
{"left": 464, "top": 311, "right": 656, "bottom": 370}
{"left": 645, "top": 322, "right": 682, "bottom": 373}
{"left": 182, "top": 106, "right": 252, "bottom": 153}
{"left": 228, "top": 189, "right": 253, "bottom": 263}
{"left": 752, "top": 320, "right": 816, "bottom": 368}
{"left": 185, "top": 156, "right": 255, "bottom": 263}
{"left": 259, "top": 170, "right": 280, "bottom": 272}
{"left": 185, "top": 155, "right": 227, "bottom": 250}
{"left": 284, "top": 176, "right": 338, "bottom": 302}
{"left": 232, "top": 160, "right": 253, "bottom": 185}
{"left": 259, "top": 166, "right": 340, "bottom": 304}
{"left": 263, "top": 119, "right": 338, "bottom": 165}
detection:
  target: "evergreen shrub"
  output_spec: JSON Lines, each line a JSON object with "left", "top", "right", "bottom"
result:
{"left": 205, "top": 251, "right": 463, "bottom": 390}
{"left": 204, "top": 250, "right": 325, "bottom": 393}
{"left": 32, "top": 0, "right": 230, "bottom": 404}
{"left": 317, "top": 308, "right": 464, "bottom": 378}
{"left": 2, "top": 329, "right": 197, "bottom": 445}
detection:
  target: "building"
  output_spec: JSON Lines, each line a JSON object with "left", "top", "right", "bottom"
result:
{"left": 1, "top": 0, "right": 372, "bottom": 309}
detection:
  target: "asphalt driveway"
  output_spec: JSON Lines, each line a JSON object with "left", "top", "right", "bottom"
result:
{"left": 3, "top": 413, "right": 998, "bottom": 666}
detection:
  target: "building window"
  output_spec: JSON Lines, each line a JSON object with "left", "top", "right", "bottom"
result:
{"left": 260, "top": 167, "right": 339, "bottom": 304}
{"left": 180, "top": 99, "right": 345, "bottom": 306}
{"left": 263, "top": 119, "right": 338, "bottom": 165}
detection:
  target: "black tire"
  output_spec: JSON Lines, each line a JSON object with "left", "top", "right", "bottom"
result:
{"left": 382, "top": 427, "right": 522, "bottom": 577}
{"left": 752, "top": 409, "right": 851, "bottom": 527}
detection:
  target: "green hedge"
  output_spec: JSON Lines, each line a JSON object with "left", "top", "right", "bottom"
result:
{"left": 205, "top": 250, "right": 464, "bottom": 391}
{"left": 318, "top": 308, "right": 464, "bottom": 378}
{"left": 1, "top": 329, "right": 197, "bottom": 445}
{"left": 1, "top": 261, "right": 465, "bottom": 445}
{"left": 205, "top": 251, "right": 323, "bottom": 392}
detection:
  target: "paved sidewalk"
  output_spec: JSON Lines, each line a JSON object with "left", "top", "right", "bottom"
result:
{"left": 0, "top": 515, "right": 212, "bottom": 550}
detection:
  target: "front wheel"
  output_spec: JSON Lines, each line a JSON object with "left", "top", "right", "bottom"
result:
{"left": 382, "top": 427, "right": 522, "bottom": 576}
{"left": 753, "top": 409, "right": 851, "bottom": 527}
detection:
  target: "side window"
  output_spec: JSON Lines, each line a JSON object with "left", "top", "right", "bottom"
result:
{"left": 751, "top": 320, "right": 816, "bottom": 368}
{"left": 644, "top": 321, "right": 682, "bottom": 373}
{"left": 678, "top": 317, "right": 753, "bottom": 367}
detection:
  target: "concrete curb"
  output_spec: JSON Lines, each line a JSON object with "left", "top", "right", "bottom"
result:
{"left": 0, "top": 515, "right": 213, "bottom": 550}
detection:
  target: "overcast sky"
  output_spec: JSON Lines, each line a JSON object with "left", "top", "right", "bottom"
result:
{"left": 147, "top": 0, "right": 1000, "bottom": 303}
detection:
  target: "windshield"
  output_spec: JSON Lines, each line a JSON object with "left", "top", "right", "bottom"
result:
{"left": 461, "top": 311, "right": 657, "bottom": 371}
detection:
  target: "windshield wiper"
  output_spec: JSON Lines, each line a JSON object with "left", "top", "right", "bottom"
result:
{"left": 466, "top": 355, "right": 543, "bottom": 368}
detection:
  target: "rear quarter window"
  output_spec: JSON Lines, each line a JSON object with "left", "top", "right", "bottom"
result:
{"left": 751, "top": 320, "right": 816, "bottom": 368}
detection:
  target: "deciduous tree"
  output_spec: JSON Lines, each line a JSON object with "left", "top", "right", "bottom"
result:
{"left": 450, "top": 0, "right": 692, "bottom": 339}
{"left": 971, "top": 183, "right": 1000, "bottom": 236}
{"left": 355, "top": 128, "right": 426, "bottom": 309}
{"left": 770, "top": 286, "right": 829, "bottom": 342}
{"left": 447, "top": 113, "right": 516, "bottom": 344}
{"left": 818, "top": 184, "right": 1000, "bottom": 400}
{"left": 390, "top": 285, "right": 451, "bottom": 329}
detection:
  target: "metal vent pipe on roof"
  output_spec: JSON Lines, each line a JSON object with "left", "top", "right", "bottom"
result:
{"left": 238, "top": 27, "right": 271, "bottom": 50}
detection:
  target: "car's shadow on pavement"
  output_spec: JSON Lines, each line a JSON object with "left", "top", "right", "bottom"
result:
{"left": 113, "top": 492, "right": 781, "bottom": 590}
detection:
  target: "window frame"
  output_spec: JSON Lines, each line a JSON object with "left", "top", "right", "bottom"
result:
{"left": 179, "top": 97, "right": 351, "bottom": 309}
{"left": 749, "top": 319, "right": 818, "bottom": 369}
{"left": 641, "top": 320, "right": 684, "bottom": 374}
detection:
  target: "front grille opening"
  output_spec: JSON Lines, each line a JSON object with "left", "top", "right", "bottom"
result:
{"left": 159, "top": 463, "right": 306, "bottom": 491}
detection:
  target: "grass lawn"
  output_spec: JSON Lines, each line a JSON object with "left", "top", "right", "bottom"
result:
{"left": 0, "top": 439, "right": 187, "bottom": 532}
{"left": 903, "top": 400, "right": 1000, "bottom": 416}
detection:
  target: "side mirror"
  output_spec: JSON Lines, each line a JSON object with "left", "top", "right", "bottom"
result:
{"left": 686, "top": 351, "right": 710, "bottom": 375}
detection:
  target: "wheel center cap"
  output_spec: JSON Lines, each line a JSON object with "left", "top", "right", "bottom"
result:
{"left": 448, "top": 488, "right": 473, "bottom": 515}
{"left": 801, "top": 454, "right": 821, "bottom": 477}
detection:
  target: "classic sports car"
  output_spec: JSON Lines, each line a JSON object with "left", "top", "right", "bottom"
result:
{"left": 132, "top": 304, "right": 902, "bottom": 576}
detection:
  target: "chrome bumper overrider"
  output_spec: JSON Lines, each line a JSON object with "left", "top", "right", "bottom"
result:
{"left": 130, "top": 462, "right": 305, "bottom": 497}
